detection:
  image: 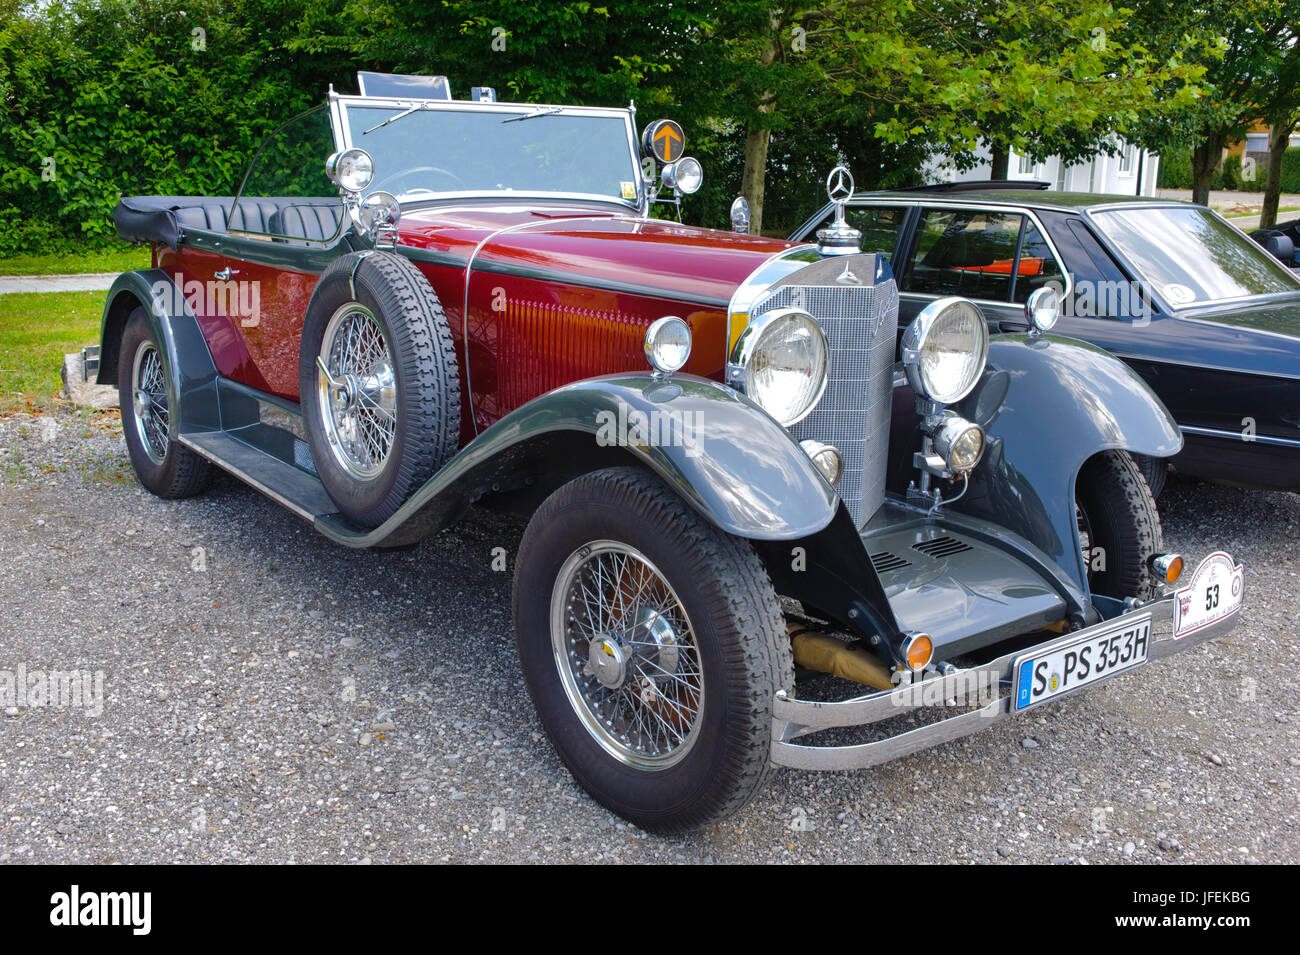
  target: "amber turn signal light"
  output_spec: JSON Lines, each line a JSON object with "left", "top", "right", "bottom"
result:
{"left": 1148, "top": 553, "right": 1184, "bottom": 585}
{"left": 902, "top": 632, "right": 933, "bottom": 671}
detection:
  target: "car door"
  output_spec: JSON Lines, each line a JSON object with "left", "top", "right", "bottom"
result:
{"left": 894, "top": 205, "right": 1069, "bottom": 338}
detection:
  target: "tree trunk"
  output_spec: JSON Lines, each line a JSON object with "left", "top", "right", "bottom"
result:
{"left": 1260, "top": 117, "right": 1296, "bottom": 229}
{"left": 741, "top": 125, "right": 772, "bottom": 235}
{"left": 989, "top": 143, "right": 1010, "bottom": 181}
{"left": 1190, "top": 134, "right": 1224, "bottom": 207}
{"left": 739, "top": 14, "right": 781, "bottom": 235}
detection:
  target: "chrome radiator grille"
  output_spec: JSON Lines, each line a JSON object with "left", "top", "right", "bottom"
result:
{"left": 752, "top": 258, "right": 899, "bottom": 527}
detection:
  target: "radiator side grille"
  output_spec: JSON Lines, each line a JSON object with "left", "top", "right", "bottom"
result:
{"left": 753, "top": 276, "right": 898, "bottom": 527}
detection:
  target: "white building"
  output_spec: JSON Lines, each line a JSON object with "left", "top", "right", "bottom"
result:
{"left": 924, "top": 140, "right": 1161, "bottom": 196}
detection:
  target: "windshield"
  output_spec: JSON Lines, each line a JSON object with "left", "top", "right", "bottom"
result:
{"left": 1091, "top": 205, "right": 1300, "bottom": 307}
{"left": 339, "top": 102, "right": 641, "bottom": 205}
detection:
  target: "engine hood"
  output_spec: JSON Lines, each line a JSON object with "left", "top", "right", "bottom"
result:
{"left": 396, "top": 202, "right": 800, "bottom": 307}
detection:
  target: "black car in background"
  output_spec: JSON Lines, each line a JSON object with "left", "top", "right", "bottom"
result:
{"left": 791, "top": 186, "right": 1300, "bottom": 495}
{"left": 1252, "top": 218, "right": 1300, "bottom": 274}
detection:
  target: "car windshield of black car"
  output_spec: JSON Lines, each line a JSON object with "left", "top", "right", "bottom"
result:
{"left": 1091, "top": 205, "right": 1300, "bottom": 307}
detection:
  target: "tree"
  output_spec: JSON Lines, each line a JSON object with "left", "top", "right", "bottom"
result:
{"left": 1130, "top": 0, "right": 1300, "bottom": 206}
{"left": 844, "top": 1, "right": 1206, "bottom": 179}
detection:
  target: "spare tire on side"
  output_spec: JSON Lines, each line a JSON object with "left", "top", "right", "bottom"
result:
{"left": 299, "top": 251, "right": 460, "bottom": 528}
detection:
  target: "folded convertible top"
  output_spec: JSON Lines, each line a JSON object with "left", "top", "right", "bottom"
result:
{"left": 113, "top": 196, "right": 235, "bottom": 248}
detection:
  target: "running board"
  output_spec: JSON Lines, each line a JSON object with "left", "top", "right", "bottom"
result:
{"left": 179, "top": 431, "right": 340, "bottom": 523}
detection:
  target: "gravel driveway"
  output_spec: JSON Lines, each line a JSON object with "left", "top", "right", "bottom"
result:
{"left": 1, "top": 409, "right": 1296, "bottom": 864}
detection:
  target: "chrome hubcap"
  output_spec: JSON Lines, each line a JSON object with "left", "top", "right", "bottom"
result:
{"left": 550, "top": 541, "right": 704, "bottom": 769}
{"left": 131, "top": 342, "right": 168, "bottom": 464}
{"left": 317, "top": 304, "right": 396, "bottom": 480}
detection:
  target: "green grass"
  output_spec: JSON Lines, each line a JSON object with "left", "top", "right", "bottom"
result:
{"left": 0, "top": 290, "right": 104, "bottom": 413}
{"left": 0, "top": 245, "right": 149, "bottom": 276}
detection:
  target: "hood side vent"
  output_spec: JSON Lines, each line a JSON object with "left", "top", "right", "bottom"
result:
{"left": 912, "top": 536, "right": 974, "bottom": 560}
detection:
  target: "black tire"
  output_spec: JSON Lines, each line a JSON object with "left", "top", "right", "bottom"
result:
{"left": 117, "top": 308, "right": 213, "bottom": 499}
{"left": 299, "top": 252, "right": 459, "bottom": 528}
{"left": 513, "top": 466, "right": 793, "bottom": 833}
{"left": 1131, "top": 452, "right": 1168, "bottom": 500}
{"left": 1076, "top": 450, "right": 1163, "bottom": 601}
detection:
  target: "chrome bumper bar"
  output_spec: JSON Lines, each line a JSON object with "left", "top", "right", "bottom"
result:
{"left": 770, "top": 592, "right": 1241, "bottom": 771}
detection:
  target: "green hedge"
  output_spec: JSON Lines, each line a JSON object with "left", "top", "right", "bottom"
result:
{"left": 1282, "top": 148, "right": 1300, "bottom": 194}
{"left": 0, "top": 0, "right": 338, "bottom": 254}
{"left": 1157, "top": 149, "right": 1192, "bottom": 189}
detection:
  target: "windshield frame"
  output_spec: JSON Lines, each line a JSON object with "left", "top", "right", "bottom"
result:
{"left": 1082, "top": 201, "right": 1300, "bottom": 314}
{"left": 327, "top": 91, "right": 648, "bottom": 214}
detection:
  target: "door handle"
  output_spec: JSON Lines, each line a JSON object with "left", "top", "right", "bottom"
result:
{"left": 214, "top": 267, "right": 240, "bottom": 280}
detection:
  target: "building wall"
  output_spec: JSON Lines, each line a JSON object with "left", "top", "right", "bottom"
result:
{"left": 923, "top": 140, "right": 1160, "bottom": 196}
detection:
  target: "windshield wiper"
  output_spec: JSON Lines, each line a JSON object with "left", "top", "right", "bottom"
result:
{"left": 502, "top": 106, "right": 563, "bottom": 124}
{"left": 362, "top": 102, "right": 429, "bottom": 135}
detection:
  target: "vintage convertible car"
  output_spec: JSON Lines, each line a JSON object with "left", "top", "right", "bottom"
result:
{"left": 792, "top": 184, "right": 1300, "bottom": 496}
{"left": 99, "top": 74, "right": 1243, "bottom": 832}
{"left": 1252, "top": 217, "right": 1300, "bottom": 274}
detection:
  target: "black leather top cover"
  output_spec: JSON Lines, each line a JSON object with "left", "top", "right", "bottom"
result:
{"left": 113, "top": 196, "right": 235, "bottom": 248}
{"left": 114, "top": 195, "right": 344, "bottom": 246}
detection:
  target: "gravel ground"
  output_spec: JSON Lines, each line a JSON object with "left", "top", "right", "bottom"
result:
{"left": 0, "top": 408, "right": 1296, "bottom": 864}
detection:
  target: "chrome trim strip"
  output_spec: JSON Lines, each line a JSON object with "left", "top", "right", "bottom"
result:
{"left": 1180, "top": 424, "right": 1300, "bottom": 449}
{"left": 770, "top": 592, "right": 1241, "bottom": 771}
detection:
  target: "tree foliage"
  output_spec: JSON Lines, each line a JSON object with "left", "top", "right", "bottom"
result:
{"left": 0, "top": 0, "right": 1247, "bottom": 250}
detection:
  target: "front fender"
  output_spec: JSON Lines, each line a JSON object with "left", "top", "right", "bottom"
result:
{"left": 316, "top": 373, "right": 838, "bottom": 547}
{"left": 952, "top": 333, "right": 1181, "bottom": 592}
{"left": 98, "top": 270, "right": 220, "bottom": 433}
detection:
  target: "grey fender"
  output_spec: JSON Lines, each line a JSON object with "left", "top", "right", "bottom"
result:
{"left": 315, "top": 373, "right": 838, "bottom": 548}
{"left": 951, "top": 333, "right": 1181, "bottom": 592}
{"left": 98, "top": 270, "right": 221, "bottom": 433}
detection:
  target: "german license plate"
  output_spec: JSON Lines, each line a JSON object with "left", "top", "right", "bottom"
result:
{"left": 1013, "top": 614, "right": 1151, "bottom": 711}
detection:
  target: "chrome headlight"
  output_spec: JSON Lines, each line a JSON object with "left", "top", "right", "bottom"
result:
{"left": 325, "top": 148, "right": 374, "bottom": 194}
{"left": 644, "top": 315, "right": 692, "bottom": 375}
{"left": 661, "top": 157, "right": 703, "bottom": 195}
{"left": 901, "top": 297, "right": 989, "bottom": 405}
{"left": 800, "top": 439, "right": 843, "bottom": 487}
{"left": 730, "top": 308, "right": 828, "bottom": 427}
{"left": 931, "top": 414, "right": 985, "bottom": 473}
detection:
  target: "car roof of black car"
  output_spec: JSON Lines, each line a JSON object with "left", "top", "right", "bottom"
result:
{"left": 851, "top": 189, "right": 1195, "bottom": 213}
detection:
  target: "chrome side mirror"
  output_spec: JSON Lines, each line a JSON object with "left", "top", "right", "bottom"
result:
{"left": 1025, "top": 285, "right": 1062, "bottom": 334}
{"left": 730, "top": 196, "right": 751, "bottom": 233}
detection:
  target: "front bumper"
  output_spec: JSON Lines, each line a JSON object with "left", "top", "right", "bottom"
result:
{"left": 771, "top": 590, "right": 1241, "bottom": 771}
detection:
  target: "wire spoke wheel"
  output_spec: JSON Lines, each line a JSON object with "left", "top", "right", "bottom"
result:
{"left": 317, "top": 303, "right": 397, "bottom": 480}
{"left": 131, "top": 341, "right": 169, "bottom": 465}
{"left": 550, "top": 540, "right": 705, "bottom": 769}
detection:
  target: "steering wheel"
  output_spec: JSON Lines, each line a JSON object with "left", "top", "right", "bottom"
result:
{"left": 373, "top": 165, "right": 466, "bottom": 195}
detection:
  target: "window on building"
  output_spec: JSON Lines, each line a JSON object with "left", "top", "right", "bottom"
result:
{"left": 1018, "top": 154, "right": 1036, "bottom": 175}
{"left": 1118, "top": 146, "right": 1134, "bottom": 175}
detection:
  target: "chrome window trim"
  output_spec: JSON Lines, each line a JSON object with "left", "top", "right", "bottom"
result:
{"left": 1081, "top": 203, "right": 1300, "bottom": 315}
{"left": 327, "top": 91, "right": 647, "bottom": 215}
